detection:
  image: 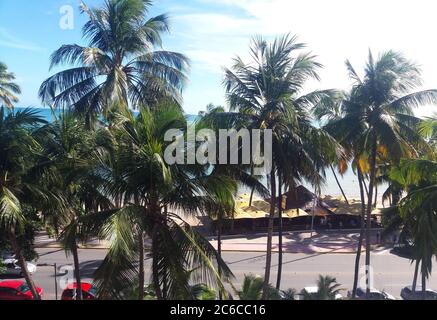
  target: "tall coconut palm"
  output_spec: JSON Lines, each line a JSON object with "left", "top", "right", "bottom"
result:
{"left": 0, "top": 62, "right": 21, "bottom": 109}
{"left": 39, "top": 0, "right": 189, "bottom": 126}
{"left": 389, "top": 159, "right": 437, "bottom": 298}
{"left": 197, "top": 103, "right": 269, "bottom": 251}
{"left": 81, "top": 103, "right": 234, "bottom": 300}
{"left": 223, "top": 35, "right": 341, "bottom": 297}
{"left": 36, "top": 113, "right": 113, "bottom": 300}
{"left": 317, "top": 51, "right": 437, "bottom": 297}
{"left": 0, "top": 107, "right": 46, "bottom": 299}
{"left": 197, "top": 103, "right": 271, "bottom": 299}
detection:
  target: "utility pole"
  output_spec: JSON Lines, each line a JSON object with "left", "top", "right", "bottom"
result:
{"left": 54, "top": 263, "right": 58, "bottom": 300}
{"left": 37, "top": 263, "right": 58, "bottom": 300}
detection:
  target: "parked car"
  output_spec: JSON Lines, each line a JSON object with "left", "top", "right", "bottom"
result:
{"left": 391, "top": 241, "right": 414, "bottom": 259}
{"left": 300, "top": 286, "right": 343, "bottom": 300}
{"left": 348, "top": 287, "right": 396, "bottom": 300}
{"left": 0, "top": 252, "right": 15, "bottom": 260}
{"left": 0, "top": 259, "right": 37, "bottom": 276}
{"left": 61, "top": 282, "right": 97, "bottom": 300}
{"left": 0, "top": 281, "right": 43, "bottom": 300}
{"left": 401, "top": 286, "right": 437, "bottom": 300}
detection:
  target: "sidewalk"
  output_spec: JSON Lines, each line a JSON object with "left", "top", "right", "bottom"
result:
{"left": 35, "top": 230, "right": 384, "bottom": 254}
{"left": 35, "top": 232, "right": 110, "bottom": 250}
{"left": 209, "top": 230, "right": 385, "bottom": 254}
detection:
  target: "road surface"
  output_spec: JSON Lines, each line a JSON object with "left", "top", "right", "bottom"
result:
{"left": 3, "top": 248, "right": 434, "bottom": 300}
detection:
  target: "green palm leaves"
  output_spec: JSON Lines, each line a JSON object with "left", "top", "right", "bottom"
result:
{"left": 329, "top": 51, "right": 437, "bottom": 162}
{"left": 315, "top": 50, "right": 437, "bottom": 297}
{"left": 0, "top": 107, "right": 46, "bottom": 299}
{"left": 390, "top": 159, "right": 437, "bottom": 285}
{"left": 223, "top": 34, "right": 342, "bottom": 296}
{"left": 39, "top": 0, "right": 189, "bottom": 125}
{"left": 0, "top": 62, "right": 21, "bottom": 109}
{"left": 83, "top": 103, "right": 234, "bottom": 300}
{"left": 237, "top": 275, "right": 282, "bottom": 300}
{"left": 0, "top": 107, "right": 45, "bottom": 230}
{"left": 302, "top": 275, "right": 342, "bottom": 300}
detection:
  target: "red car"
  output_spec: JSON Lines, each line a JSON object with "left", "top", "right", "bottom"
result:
{"left": 0, "top": 281, "right": 43, "bottom": 300}
{"left": 61, "top": 282, "right": 97, "bottom": 300}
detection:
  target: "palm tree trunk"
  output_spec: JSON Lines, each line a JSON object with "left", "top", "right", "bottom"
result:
{"left": 262, "top": 167, "right": 276, "bottom": 299}
{"left": 249, "top": 163, "right": 255, "bottom": 207}
{"left": 249, "top": 187, "right": 255, "bottom": 207}
{"left": 373, "top": 184, "right": 378, "bottom": 208}
{"left": 162, "top": 206, "right": 168, "bottom": 300}
{"left": 412, "top": 259, "right": 419, "bottom": 292}
{"left": 352, "top": 167, "right": 366, "bottom": 298}
{"left": 363, "top": 179, "right": 370, "bottom": 200}
{"left": 392, "top": 191, "right": 401, "bottom": 206}
{"left": 217, "top": 217, "right": 223, "bottom": 300}
{"left": 71, "top": 239, "right": 83, "bottom": 300}
{"left": 152, "top": 239, "right": 163, "bottom": 300}
{"left": 365, "top": 137, "right": 378, "bottom": 298}
{"left": 422, "top": 270, "right": 426, "bottom": 300}
{"left": 276, "top": 174, "right": 283, "bottom": 290}
{"left": 138, "top": 230, "right": 145, "bottom": 300}
{"left": 330, "top": 164, "right": 349, "bottom": 205}
{"left": 9, "top": 228, "right": 40, "bottom": 300}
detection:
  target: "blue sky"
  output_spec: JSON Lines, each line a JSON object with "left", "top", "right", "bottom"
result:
{"left": 2, "top": 0, "right": 437, "bottom": 116}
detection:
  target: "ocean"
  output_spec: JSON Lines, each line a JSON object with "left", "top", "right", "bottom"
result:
{"left": 11, "top": 107, "right": 367, "bottom": 198}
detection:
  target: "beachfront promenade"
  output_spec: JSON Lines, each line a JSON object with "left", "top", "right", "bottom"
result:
{"left": 35, "top": 229, "right": 385, "bottom": 254}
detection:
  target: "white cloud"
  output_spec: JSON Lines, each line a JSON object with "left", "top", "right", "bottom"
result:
{"left": 0, "top": 28, "right": 46, "bottom": 52}
{"left": 178, "top": 0, "right": 437, "bottom": 116}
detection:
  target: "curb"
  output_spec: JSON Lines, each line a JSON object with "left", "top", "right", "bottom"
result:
{"left": 206, "top": 228, "right": 384, "bottom": 241}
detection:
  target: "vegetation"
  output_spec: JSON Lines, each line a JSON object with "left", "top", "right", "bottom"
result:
{"left": 2, "top": 0, "right": 437, "bottom": 301}
{"left": 237, "top": 274, "right": 294, "bottom": 300}
{"left": 316, "top": 51, "right": 437, "bottom": 297}
{"left": 301, "top": 275, "right": 343, "bottom": 300}
{"left": 39, "top": 0, "right": 189, "bottom": 126}
{"left": 222, "top": 35, "right": 341, "bottom": 297}
{"left": 0, "top": 62, "right": 21, "bottom": 109}
{"left": 387, "top": 159, "right": 437, "bottom": 298}
{"left": 0, "top": 107, "right": 47, "bottom": 299}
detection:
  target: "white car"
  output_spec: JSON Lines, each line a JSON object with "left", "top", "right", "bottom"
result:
{"left": 300, "top": 286, "right": 343, "bottom": 300}
{"left": 1, "top": 259, "right": 37, "bottom": 276}
{"left": 348, "top": 287, "right": 396, "bottom": 300}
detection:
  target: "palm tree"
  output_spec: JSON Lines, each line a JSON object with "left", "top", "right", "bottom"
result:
{"left": 197, "top": 103, "right": 268, "bottom": 252}
{"left": 37, "top": 112, "right": 113, "bottom": 300}
{"left": 197, "top": 104, "right": 271, "bottom": 299}
{"left": 330, "top": 164, "right": 349, "bottom": 204}
{"left": 420, "top": 114, "right": 437, "bottom": 150}
{"left": 223, "top": 35, "right": 341, "bottom": 297}
{"left": 201, "top": 180, "right": 236, "bottom": 300}
{"left": 0, "top": 62, "right": 21, "bottom": 109}
{"left": 39, "top": 0, "right": 189, "bottom": 126}
{"left": 237, "top": 274, "right": 282, "bottom": 300}
{"left": 190, "top": 284, "right": 217, "bottom": 300}
{"left": 82, "top": 103, "right": 234, "bottom": 300}
{"left": 301, "top": 275, "right": 342, "bottom": 300}
{"left": 317, "top": 51, "right": 437, "bottom": 297}
{"left": 390, "top": 159, "right": 437, "bottom": 299}
{"left": 354, "top": 163, "right": 370, "bottom": 296}
{"left": 0, "top": 107, "right": 46, "bottom": 299}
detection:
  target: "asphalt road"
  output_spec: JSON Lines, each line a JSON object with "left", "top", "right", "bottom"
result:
{"left": 3, "top": 248, "right": 437, "bottom": 300}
